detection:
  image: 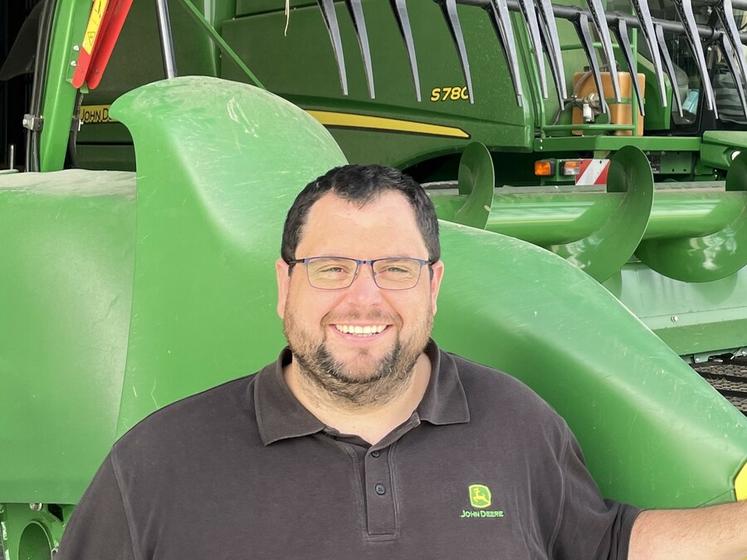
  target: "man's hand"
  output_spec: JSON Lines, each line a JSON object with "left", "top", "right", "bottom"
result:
{"left": 628, "top": 500, "right": 747, "bottom": 559}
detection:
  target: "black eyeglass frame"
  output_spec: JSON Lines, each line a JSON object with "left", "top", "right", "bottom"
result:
{"left": 286, "top": 256, "right": 438, "bottom": 290}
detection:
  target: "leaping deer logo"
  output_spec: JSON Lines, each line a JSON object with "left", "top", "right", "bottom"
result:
{"left": 468, "top": 484, "right": 492, "bottom": 509}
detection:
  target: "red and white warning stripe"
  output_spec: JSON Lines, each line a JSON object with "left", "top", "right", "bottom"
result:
{"left": 575, "top": 159, "right": 610, "bottom": 186}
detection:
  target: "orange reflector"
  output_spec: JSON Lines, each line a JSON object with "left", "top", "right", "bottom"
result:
{"left": 562, "top": 160, "right": 582, "bottom": 176}
{"left": 534, "top": 160, "right": 554, "bottom": 176}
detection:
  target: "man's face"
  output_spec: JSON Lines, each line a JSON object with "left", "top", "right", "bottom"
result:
{"left": 276, "top": 190, "right": 444, "bottom": 405}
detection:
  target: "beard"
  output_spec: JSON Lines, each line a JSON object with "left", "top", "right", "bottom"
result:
{"left": 283, "top": 309, "right": 432, "bottom": 407}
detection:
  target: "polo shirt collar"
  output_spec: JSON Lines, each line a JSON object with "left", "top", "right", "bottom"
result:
{"left": 254, "top": 349, "right": 326, "bottom": 445}
{"left": 254, "top": 340, "right": 470, "bottom": 446}
{"left": 416, "top": 340, "right": 470, "bottom": 426}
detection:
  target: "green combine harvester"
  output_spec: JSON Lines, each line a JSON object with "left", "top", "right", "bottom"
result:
{"left": 1, "top": 1, "right": 746, "bottom": 558}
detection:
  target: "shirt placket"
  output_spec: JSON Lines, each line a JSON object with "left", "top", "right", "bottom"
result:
{"left": 364, "top": 446, "right": 396, "bottom": 536}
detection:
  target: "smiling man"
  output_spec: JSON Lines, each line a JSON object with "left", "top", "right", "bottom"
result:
{"left": 57, "top": 165, "right": 746, "bottom": 560}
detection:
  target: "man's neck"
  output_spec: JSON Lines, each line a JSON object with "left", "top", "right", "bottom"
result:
{"left": 283, "top": 353, "right": 432, "bottom": 445}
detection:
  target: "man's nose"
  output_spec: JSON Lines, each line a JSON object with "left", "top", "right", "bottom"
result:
{"left": 346, "top": 263, "right": 383, "bottom": 299}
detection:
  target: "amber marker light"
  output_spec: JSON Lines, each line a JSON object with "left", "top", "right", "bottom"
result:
{"left": 534, "top": 160, "right": 555, "bottom": 176}
{"left": 561, "top": 160, "right": 582, "bottom": 176}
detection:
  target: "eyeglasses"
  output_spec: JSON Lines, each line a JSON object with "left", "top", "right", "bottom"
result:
{"left": 287, "top": 256, "right": 436, "bottom": 290}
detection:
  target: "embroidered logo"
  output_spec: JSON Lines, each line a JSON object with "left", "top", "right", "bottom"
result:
{"left": 468, "top": 484, "right": 492, "bottom": 508}
{"left": 460, "top": 484, "right": 505, "bottom": 519}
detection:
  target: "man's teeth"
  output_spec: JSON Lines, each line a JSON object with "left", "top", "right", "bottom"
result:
{"left": 334, "top": 324, "right": 387, "bottom": 336}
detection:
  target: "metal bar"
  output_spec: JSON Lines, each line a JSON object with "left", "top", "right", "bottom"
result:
{"left": 155, "top": 0, "right": 177, "bottom": 78}
{"left": 486, "top": 0, "right": 524, "bottom": 107}
{"left": 515, "top": 0, "right": 548, "bottom": 99}
{"left": 390, "top": 0, "right": 421, "bottom": 101}
{"left": 613, "top": 19, "right": 645, "bottom": 116}
{"left": 345, "top": 0, "right": 375, "bottom": 98}
{"left": 535, "top": 0, "right": 567, "bottom": 104}
{"left": 631, "top": 0, "right": 667, "bottom": 108}
{"left": 175, "top": 0, "right": 264, "bottom": 88}
{"left": 673, "top": 0, "right": 718, "bottom": 117}
{"left": 719, "top": 34, "right": 747, "bottom": 118}
{"left": 317, "top": 0, "right": 348, "bottom": 95}
{"left": 655, "top": 24, "right": 684, "bottom": 118}
{"left": 585, "top": 0, "right": 621, "bottom": 102}
{"left": 715, "top": 0, "right": 747, "bottom": 90}
{"left": 573, "top": 13, "right": 608, "bottom": 115}
{"left": 458, "top": 0, "right": 747, "bottom": 42}
{"left": 441, "top": 0, "right": 475, "bottom": 103}
{"left": 543, "top": 123, "right": 635, "bottom": 130}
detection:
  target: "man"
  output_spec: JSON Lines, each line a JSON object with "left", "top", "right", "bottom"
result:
{"left": 58, "top": 165, "right": 746, "bottom": 559}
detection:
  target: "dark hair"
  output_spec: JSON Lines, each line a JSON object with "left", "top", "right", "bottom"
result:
{"left": 281, "top": 164, "right": 440, "bottom": 262}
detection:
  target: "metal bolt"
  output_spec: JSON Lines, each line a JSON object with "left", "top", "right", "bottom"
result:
{"left": 671, "top": 315, "right": 679, "bottom": 323}
{"left": 70, "top": 60, "right": 77, "bottom": 67}
{"left": 29, "top": 503, "right": 43, "bottom": 512}
{"left": 73, "top": 44, "right": 80, "bottom": 51}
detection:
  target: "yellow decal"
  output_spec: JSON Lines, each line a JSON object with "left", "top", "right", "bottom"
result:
{"left": 79, "top": 104, "right": 115, "bottom": 124}
{"left": 736, "top": 461, "right": 747, "bottom": 501}
{"left": 430, "top": 86, "right": 470, "bottom": 102}
{"left": 81, "top": 0, "right": 110, "bottom": 54}
{"left": 306, "top": 110, "right": 469, "bottom": 139}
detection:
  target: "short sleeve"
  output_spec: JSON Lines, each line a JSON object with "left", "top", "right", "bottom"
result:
{"left": 56, "top": 454, "right": 137, "bottom": 560}
{"left": 550, "top": 434, "right": 641, "bottom": 560}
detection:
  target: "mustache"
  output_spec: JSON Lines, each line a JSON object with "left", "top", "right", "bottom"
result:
{"left": 323, "top": 309, "right": 398, "bottom": 324}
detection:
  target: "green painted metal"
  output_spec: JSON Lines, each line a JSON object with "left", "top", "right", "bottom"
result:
{"left": 548, "top": 146, "right": 653, "bottom": 281}
{"left": 605, "top": 263, "right": 747, "bottom": 357}
{"left": 0, "top": 503, "right": 66, "bottom": 559}
{"left": 434, "top": 227, "right": 747, "bottom": 507}
{"left": 108, "top": 77, "right": 347, "bottom": 434}
{"left": 453, "top": 141, "right": 494, "bottom": 228}
{"left": 38, "top": 0, "right": 88, "bottom": 171}
{"left": 174, "top": 0, "right": 264, "bottom": 88}
{"left": 534, "top": 135, "right": 702, "bottom": 153}
{"left": 0, "top": 170, "right": 135, "bottom": 503}
{"left": 700, "top": 131, "right": 747, "bottom": 170}
{"left": 636, "top": 153, "right": 747, "bottom": 283}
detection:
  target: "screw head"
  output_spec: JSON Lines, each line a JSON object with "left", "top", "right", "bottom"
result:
{"left": 670, "top": 315, "right": 679, "bottom": 323}
{"left": 29, "top": 503, "right": 43, "bottom": 512}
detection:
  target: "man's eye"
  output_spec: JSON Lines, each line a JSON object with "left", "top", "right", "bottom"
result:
{"left": 384, "top": 266, "right": 410, "bottom": 274}
{"left": 318, "top": 266, "right": 346, "bottom": 274}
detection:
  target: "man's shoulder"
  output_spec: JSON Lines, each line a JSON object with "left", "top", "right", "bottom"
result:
{"left": 443, "top": 349, "right": 567, "bottom": 433}
{"left": 112, "top": 372, "right": 260, "bottom": 464}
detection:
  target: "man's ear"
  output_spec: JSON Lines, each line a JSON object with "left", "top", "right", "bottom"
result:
{"left": 275, "top": 258, "right": 290, "bottom": 319}
{"left": 429, "top": 260, "right": 445, "bottom": 315}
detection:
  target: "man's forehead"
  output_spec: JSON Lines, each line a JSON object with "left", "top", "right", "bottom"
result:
{"left": 296, "top": 190, "right": 426, "bottom": 255}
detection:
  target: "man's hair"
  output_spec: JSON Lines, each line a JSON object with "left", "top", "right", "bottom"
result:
{"left": 281, "top": 164, "right": 440, "bottom": 262}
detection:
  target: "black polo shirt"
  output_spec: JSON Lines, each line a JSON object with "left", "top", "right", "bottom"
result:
{"left": 58, "top": 342, "right": 639, "bottom": 559}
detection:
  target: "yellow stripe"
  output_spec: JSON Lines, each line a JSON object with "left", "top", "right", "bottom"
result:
{"left": 82, "top": 0, "right": 109, "bottom": 53}
{"left": 736, "top": 461, "right": 747, "bottom": 501}
{"left": 306, "top": 110, "right": 470, "bottom": 139}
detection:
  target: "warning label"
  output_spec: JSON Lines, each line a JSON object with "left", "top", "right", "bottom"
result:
{"left": 79, "top": 104, "right": 115, "bottom": 124}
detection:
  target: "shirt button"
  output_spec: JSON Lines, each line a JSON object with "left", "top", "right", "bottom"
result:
{"left": 374, "top": 483, "right": 386, "bottom": 495}
{"left": 370, "top": 450, "right": 381, "bottom": 458}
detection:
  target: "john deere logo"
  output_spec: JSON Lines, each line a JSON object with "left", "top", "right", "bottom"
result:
{"left": 460, "top": 484, "right": 504, "bottom": 519}
{"left": 468, "top": 484, "right": 492, "bottom": 508}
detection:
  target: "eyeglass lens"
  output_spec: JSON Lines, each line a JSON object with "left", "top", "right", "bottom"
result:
{"left": 305, "top": 257, "right": 424, "bottom": 290}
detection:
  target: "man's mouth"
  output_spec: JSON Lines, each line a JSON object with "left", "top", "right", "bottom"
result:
{"left": 333, "top": 324, "right": 388, "bottom": 337}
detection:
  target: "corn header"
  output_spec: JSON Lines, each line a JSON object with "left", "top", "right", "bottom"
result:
{"left": 1, "top": 1, "right": 747, "bottom": 559}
